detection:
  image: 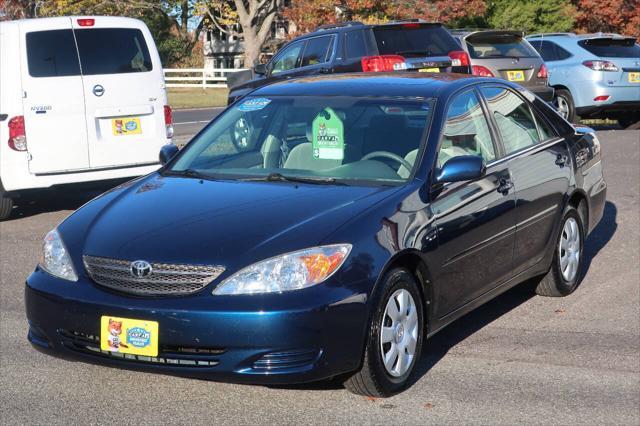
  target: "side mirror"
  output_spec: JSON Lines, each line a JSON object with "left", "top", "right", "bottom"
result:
{"left": 254, "top": 63, "right": 267, "bottom": 75}
{"left": 159, "top": 144, "right": 179, "bottom": 165}
{"left": 435, "top": 155, "right": 486, "bottom": 184}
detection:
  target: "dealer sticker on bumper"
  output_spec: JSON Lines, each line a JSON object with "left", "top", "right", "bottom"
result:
{"left": 112, "top": 117, "right": 142, "bottom": 136}
{"left": 100, "top": 316, "right": 158, "bottom": 357}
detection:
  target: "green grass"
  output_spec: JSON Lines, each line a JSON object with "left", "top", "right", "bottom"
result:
{"left": 167, "top": 87, "right": 229, "bottom": 109}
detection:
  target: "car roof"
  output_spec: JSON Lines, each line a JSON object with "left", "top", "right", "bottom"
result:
{"left": 527, "top": 32, "right": 632, "bottom": 41}
{"left": 306, "top": 20, "right": 444, "bottom": 36}
{"left": 249, "top": 73, "right": 502, "bottom": 99}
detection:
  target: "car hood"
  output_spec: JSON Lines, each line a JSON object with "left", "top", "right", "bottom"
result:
{"left": 64, "top": 173, "right": 398, "bottom": 272}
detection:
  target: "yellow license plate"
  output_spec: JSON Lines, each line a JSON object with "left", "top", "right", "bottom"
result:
{"left": 112, "top": 117, "right": 142, "bottom": 136}
{"left": 507, "top": 70, "right": 525, "bottom": 82}
{"left": 419, "top": 68, "right": 440, "bottom": 73}
{"left": 629, "top": 72, "right": 640, "bottom": 83}
{"left": 101, "top": 316, "right": 158, "bottom": 357}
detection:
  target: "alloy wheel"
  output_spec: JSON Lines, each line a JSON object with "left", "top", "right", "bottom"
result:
{"left": 380, "top": 289, "right": 419, "bottom": 377}
{"left": 559, "top": 217, "right": 581, "bottom": 281}
{"left": 555, "top": 96, "right": 569, "bottom": 119}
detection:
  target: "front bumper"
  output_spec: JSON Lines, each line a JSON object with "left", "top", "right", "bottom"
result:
{"left": 25, "top": 269, "right": 369, "bottom": 384}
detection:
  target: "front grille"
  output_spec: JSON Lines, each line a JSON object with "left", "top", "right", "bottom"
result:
{"left": 83, "top": 255, "right": 225, "bottom": 296}
{"left": 59, "top": 329, "right": 223, "bottom": 367}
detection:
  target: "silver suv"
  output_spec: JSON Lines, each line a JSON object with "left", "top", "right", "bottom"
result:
{"left": 452, "top": 30, "right": 554, "bottom": 101}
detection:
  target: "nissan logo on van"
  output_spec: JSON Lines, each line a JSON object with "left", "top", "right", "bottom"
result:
{"left": 92, "top": 85, "right": 105, "bottom": 97}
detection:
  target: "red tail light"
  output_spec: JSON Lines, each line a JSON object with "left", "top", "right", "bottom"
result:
{"left": 448, "top": 50, "right": 470, "bottom": 68}
{"left": 361, "top": 55, "right": 406, "bottom": 72}
{"left": 593, "top": 95, "right": 610, "bottom": 102}
{"left": 164, "top": 105, "right": 174, "bottom": 139}
{"left": 8, "top": 116, "right": 27, "bottom": 151}
{"left": 77, "top": 18, "right": 95, "bottom": 27}
{"left": 472, "top": 65, "right": 494, "bottom": 77}
{"left": 583, "top": 60, "right": 618, "bottom": 71}
{"left": 537, "top": 64, "right": 548, "bottom": 79}
{"left": 402, "top": 23, "right": 421, "bottom": 29}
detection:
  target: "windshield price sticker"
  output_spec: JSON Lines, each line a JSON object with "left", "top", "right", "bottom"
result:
{"left": 312, "top": 107, "right": 344, "bottom": 160}
{"left": 238, "top": 97, "right": 271, "bottom": 112}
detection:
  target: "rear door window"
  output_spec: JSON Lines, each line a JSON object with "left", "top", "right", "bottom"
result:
{"left": 578, "top": 38, "right": 640, "bottom": 58}
{"left": 74, "top": 28, "right": 152, "bottom": 75}
{"left": 529, "top": 40, "right": 572, "bottom": 62}
{"left": 466, "top": 33, "right": 538, "bottom": 59}
{"left": 26, "top": 30, "right": 81, "bottom": 77}
{"left": 300, "top": 35, "right": 334, "bottom": 67}
{"left": 373, "top": 25, "right": 459, "bottom": 57}
{"left": 480, "top": 87, "right": 540, "bottom": 154}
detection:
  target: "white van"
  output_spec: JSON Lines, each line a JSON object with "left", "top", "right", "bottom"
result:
{"left": 0, "top": 16, "right": 173, "bottom": 220}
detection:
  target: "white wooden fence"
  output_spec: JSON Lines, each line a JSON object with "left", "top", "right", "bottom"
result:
{"left": 163, "top": 68, "right": 248, "bottom": 89}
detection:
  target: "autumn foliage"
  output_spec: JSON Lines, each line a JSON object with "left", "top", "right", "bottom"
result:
{"left": 573, "top": 0, "right": 640, "bottom": 37}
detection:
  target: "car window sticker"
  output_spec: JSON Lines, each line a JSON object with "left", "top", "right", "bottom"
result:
{"left": 312, "top": 107, "right": 345, "bottom": 160}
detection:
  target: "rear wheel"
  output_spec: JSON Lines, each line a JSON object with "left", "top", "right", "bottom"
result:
{"left": 0, "top": 193, "right": 13, "bottom": 221}
{"left": 536, "top": 206, "right": 585, "bottom": 297}
{"left": 554, "top": 89, "right": 576, "bottom": 123}
{"left": 344, "top": 268, "right": 424, "bottom": 397}
{"left": 618, "top": 116, "right": 639, "bottom": 129}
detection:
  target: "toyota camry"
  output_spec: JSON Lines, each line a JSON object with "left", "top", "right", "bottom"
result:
{"left": 26, "top": 73, "right": 606, "bottom": 396}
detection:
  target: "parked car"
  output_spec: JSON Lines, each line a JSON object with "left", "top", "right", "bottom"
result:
{"left": 451, "top": 30, "right": 554, "bottom": 102}
{"left": 26, "top": 73, "right": 606, "bottom": 397}
{"left": 0, "top": 16, "right": 174, "bottom": 220}
{"left": 227, "top": 20, "right": 471, "bottom": 105}
{"left": 527, "top": 33, "right": 640, "bottom": 125}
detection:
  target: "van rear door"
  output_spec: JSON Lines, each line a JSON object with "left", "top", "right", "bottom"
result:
{"left": 19, "top": 18, "right": 90, "bottom": 174}
{"left": 72, "top": 17, "right": 168, "bottom": 169}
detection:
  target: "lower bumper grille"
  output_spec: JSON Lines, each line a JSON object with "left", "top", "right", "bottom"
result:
{"left": 59, "top": 329, "right": 223, "bottom": 367}
{"left": 253, "top": 349, "right": 320, "bottom": 371}
{"left": 83, "top": 255, "right": 225, "bottom": 296}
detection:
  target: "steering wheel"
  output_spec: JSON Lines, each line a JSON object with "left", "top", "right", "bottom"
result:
{"left": 231, "top": 117, "right": 252, "bottom": 151}
{"left": 361, "top": 151, "right": 412, "bottom": 172}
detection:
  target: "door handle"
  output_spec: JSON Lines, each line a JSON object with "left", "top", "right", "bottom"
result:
{"left": 555, "top": 154, "right": 569, "bottom": 167}
{"left": 497, "top": 178, "right": 513, "bottom": 195}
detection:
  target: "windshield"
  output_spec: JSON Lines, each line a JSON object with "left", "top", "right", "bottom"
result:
{"left": 466, "top": 34, "right": 539, "bottom": 59}
{"left": 170, "top": 96, "right": 434, "bottom": 185}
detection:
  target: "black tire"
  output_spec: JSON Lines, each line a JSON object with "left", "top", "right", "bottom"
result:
{"left": 618, "top": 116, "right": 639, "bottom": 129}
{"left": 344, "top": 268, "right": 424, "bottom": 397}
{"left": 554, "top": 89, "right": 577, "bottom": 123}
{"left": 0, "top": 193, "right": 13, "bottom": 221}
{"left": 536, "top": 206, "right": 585, "bottom": 297}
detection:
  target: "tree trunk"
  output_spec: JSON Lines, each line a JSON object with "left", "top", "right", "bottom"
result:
{"left": 243, "top": 33, "right": 261, "bottom": 68}
{"left": 180, "top": 0, "right": 189, "bottom": 37}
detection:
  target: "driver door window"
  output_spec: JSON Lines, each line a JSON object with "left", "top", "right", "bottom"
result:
{"left": 438, "top": 90, "right": 496, "bottom": 168}
{"left": 271, "top": 41, "right": 304, "bottom": 75}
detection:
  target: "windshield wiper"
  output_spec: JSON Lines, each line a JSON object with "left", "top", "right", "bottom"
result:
{"left": 242, "top": 172, "right": 341, "bottom": 185}
{"left": 164, "top": 168, "right": 215, "bottom": 180}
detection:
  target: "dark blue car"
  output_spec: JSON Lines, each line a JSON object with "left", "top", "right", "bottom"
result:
{"left": 26, "top": 73, "right": 606, "bottom": 396}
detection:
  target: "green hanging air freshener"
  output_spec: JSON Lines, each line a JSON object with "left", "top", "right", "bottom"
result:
{"left": 312, "top": 107, "right": 344, "bottom": 160}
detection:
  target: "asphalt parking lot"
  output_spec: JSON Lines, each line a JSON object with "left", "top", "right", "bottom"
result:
{"left": 0, "top": 128, "right": 638, "bottom": 424}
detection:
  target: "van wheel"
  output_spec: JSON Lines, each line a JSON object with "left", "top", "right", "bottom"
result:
{"left": 536, "top": 206, "right": 585, "bottom": 297}
{"left": 554, "top": 89, "right": 576, "bottom": 123}
{"left": 343, "top": 268, "right": 424, "bottom": 397}
{"left": 0, "top": 193, "right": 13, "bottom": 221}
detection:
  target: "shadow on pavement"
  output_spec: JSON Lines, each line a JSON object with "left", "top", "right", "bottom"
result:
{"left": 581, "top": 201, "right": 617, "bottom": 276}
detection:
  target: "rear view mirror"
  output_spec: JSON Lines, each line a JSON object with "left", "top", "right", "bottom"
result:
{"left": 254, "top": 64, "right": 267, "bottom": 75}
{"left": 435, "top": 155, "right": 486, "bottom": 184}
{"left": 159, "top": 144, "right": 179, "bottom": 165}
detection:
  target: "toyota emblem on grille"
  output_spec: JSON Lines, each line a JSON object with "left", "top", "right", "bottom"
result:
{"left": 130, "top": 260, "right": 152, "bottom": 278}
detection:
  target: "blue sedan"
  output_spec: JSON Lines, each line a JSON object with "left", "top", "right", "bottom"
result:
{"left": 26, "top": 73, "right": 606, "bottom": 396}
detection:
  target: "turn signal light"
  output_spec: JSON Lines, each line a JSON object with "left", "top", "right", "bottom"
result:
{"left": 8, "top": 115, "right": 27, "bottom": 151}
{"left": 77, "top": 18, "right": 95, "bottom": 27}
{"left": 472, "top": 65, "right": 494, "bottom": 77}
{"left": 361, "top": 55, "right": 406, "bottom": 72}
{"left": 300, "top": 251, "right": 349, "bottom": 283}
{"left": 448, "top": 50, "right": 470, "bottom": 67}
{"left": 164, "top": 105, "right": 174, "bottom": 139}
{"left": 537, "top": 64, "right": 548, "bottom": 79}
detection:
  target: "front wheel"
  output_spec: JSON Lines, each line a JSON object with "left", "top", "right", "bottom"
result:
{"left": 344, "top": 268, "right": 424, "bottom": 397}
{"left": 536, "top": 206, "right": 585, "bottom": 297}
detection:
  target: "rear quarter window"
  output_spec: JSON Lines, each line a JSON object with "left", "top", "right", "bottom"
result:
{"left": 26, "top": 30, "right": 81, "bottom": 77}
{"left": 74, "top": 28, "right": 153, "bottom": 75}
{"left": 373, "top": 25, "right": 459, "bottom": 57}
{"left": 578, "top": 38, "right": 640, "bottom": 58}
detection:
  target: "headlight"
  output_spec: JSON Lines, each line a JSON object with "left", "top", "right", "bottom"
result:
{"left": 39, "top": 229, "right": 78, "bottom": 281}
{"left": 213, "top": 244, "right": 352, "bottom": 295}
